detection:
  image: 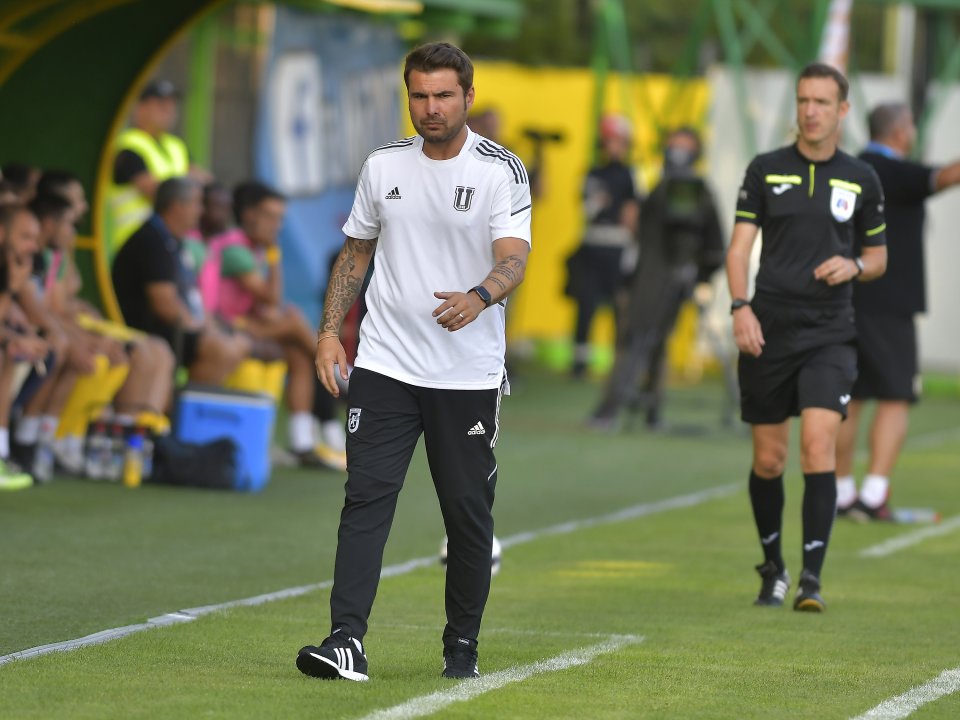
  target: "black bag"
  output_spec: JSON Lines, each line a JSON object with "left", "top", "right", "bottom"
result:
{"left": 149, "top": 435, "right": 239, "bottom": 490}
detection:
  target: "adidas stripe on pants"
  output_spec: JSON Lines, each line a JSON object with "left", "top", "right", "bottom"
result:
{"left": 329, "top": 367, "right": 502, "bottom": 647}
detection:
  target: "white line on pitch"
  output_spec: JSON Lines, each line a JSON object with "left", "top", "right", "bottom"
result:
{"left": 849, "top": 666, "right": 960, "bottom": 719}
{"left": 859, "top": 515, "right": 960, "bottom": 558}
{"left": 359, "top": 634, "right": 644, "bottom": 720}
{"left": 0, "top": 484, "right": 735, "bottom": 668}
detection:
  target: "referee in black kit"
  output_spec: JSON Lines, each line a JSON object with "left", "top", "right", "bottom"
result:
{"left": 835, "top": 102, "right": 960, "bottom": 521}
{"left": 727, "top": 63, "right": 887, "bottom": 612}
{"left": 295, "top": 42, "right": 531, "bottom": 682}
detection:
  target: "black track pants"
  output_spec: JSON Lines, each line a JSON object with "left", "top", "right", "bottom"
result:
{"left": 328, "top": 368, "right": 502, "bottom": 646}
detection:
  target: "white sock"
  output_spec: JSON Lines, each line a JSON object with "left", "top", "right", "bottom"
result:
{"left": 320, "top": 419, "right": 346, "bottom": 453}
{"left": 836, "top": 475, "right": 857, "bottom": 509}
{"left": 860, "top": 474, "right": 890, "bottom": 508}
{"left": 0, "top": 427, "right": 8, "bottom": 458}
{"left": 56, "top": 434, "right": 84, "bottom": 458}
{"left": 289, "top": 412, "right": 315, "bottom": 452}
{"left": 15, "top": 415, "right": 41, "bottom": 445}
{"left": 38, "top": 415, "right": 59, "bottom": 444}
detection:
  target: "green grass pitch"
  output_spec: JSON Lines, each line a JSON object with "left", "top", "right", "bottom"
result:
{"left": 1, "top": 368, "right": 959, "bottom": 718}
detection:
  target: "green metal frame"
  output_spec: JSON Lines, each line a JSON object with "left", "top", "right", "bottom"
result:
{"left": 708, "top": 0, "right": 960, "bottom": 157}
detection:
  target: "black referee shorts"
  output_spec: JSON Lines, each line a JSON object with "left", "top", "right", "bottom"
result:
{"left": 738, "top": 301, "right": 858, "bottom": 424}
{"left": 330, "top": 367, "right": 503, "bottom": 644}
{"left": 852, "top": 311, "right": 919, "bottom": 403}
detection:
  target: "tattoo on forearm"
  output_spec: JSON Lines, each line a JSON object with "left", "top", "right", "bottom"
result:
{"left": 485, "top": 254, "right": 526, "bottom": 298}
{"left": 319, "top": 238, "right": 377, "bottom": 335}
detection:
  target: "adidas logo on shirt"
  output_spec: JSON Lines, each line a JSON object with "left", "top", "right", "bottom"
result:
{"left": 384, "top": 186, "right": 401, "bottom": 199}
{"left": 467, "top": 422, "right": 486, "bottom": 436}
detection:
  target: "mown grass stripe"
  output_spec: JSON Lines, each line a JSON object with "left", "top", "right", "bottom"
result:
{"left": 858, "top": 515, "right": 960, "bottom": 558}
{"left": 359, "top": 634, "right": 644, "bottom": 720}
{"left": 850, "top": 666, "right": 960, "bottom": 719}
{"left": 0, "top": 485, "right": 735, "bottom": 668}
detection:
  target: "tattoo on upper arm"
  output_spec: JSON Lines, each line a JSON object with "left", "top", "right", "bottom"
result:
{"left": 319, "top": 238, "right": 377, "bottom": 334}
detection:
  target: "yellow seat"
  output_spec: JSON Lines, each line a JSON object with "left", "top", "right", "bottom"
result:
{"left": 224, "top": 359, "right": 287, "bottom": 404}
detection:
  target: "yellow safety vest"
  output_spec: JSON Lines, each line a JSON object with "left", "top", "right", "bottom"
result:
{"left": 106, "top": 128, "right": 189, "bottom": 254}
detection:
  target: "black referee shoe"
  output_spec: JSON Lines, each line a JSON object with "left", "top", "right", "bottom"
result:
{"left": 754, "top": 561, "right": 790, "bottom": 606}
{"left": 296, "top": 632, "right": 369, "bottom": 681}
{"left": 793, "top": 569, "right": 826, "bottom": 613}
{"left": 442, "top": 638, "right": 480, "bottom": 679}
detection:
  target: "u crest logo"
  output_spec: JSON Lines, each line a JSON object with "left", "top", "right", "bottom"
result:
{"left": 453, "top": 186, "right": 475, "bottom": 212}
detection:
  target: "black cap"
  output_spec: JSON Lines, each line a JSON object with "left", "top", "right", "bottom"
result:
{"left": 139, "top": 79, "right": 180, "bottom": 101}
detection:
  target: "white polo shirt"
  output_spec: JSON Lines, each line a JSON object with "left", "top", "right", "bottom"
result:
{"left": 342, "top": 128, "right": 532, "bottom": 390}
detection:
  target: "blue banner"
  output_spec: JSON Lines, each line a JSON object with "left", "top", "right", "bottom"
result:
{"left": 255, "top": 8, "right": 403, "bottom": 326}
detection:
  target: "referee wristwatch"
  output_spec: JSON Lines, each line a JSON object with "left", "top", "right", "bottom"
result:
{"left": 730, "top": 298, "right": 751, "bottom": 315}
{"left": 470, "top": 285, "right": 493, "bottom": 307}
{"left": 853, "top": 257, "right": 865, "bottom": 277}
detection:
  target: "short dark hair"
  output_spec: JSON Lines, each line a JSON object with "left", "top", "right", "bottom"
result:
{"left": 797, "top": 62, "right": 849, "bottom": 102}
{"left": 1, "top": 163, "right": 37, "bottom": 194}
{"left": 203, "top": 180, "right": 227, "bottom": 203}
{"left": 232, "top": 180, "right": 285, "bottom": 225}
{"left": 29, "top": 193, "right": 73, "bottom": 223}
{"left": 403, "top": 42, "right": 474, "bottom": 97}
{"left": 36, "top": 170, "right": 81, "bottom": 201}
{"left": 154, "top": 177, "right": 199, "bottom": 215}
{"left": 868, "top": 102, "right": 910, "bottom": 141}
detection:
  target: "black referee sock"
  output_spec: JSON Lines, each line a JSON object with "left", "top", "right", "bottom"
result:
{"left": 749, "top": 470, "right": 785, "bottom": 573}
{"left": 801, "top": 471, "right": 837, "bottom": 577}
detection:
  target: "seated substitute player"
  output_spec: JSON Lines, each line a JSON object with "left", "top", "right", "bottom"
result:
{"left": 296, "top": 42, "right": 531, "bottom": 681}
{"left": 201, "top": 180, "right": 336, "bottom": 467}
{"left": 727, "top": 63, "right": 887, "bottom": 612}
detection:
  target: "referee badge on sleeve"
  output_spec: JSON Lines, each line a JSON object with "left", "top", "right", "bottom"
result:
{"left": 830, "top": 187, "right": 856, "bottom": 222}
{"left": 348, "top": 408, "right": 362, "bottom": 433}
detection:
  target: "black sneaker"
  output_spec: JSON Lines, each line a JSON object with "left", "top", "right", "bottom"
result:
{"left": 846, "top": 498, "right": 893, "bottom": 523}
{"left": 442, "top": 638, "right": 480, "bottom": 679}
{"left": 835, "top": 502, "right": 855, "bottom": 518}
{"left": 793, "top": 569, "right": 826, "bottom": 612}
{"left": 296, "top": 632, "right": 369, "bottom": 681}
{"left": 753, "top": 560, "right": 790, "bottom": 607}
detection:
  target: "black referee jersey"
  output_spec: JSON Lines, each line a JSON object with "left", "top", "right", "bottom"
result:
{"left": 735, "top": 144, "right": 887, "bottom": 306}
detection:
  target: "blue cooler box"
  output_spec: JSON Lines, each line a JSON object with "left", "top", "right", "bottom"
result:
{"left": 175, "top": 388, "right": 276, "bottom": 492}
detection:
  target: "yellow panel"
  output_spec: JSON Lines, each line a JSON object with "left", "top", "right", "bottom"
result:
{"left": 412, "top": 62, "right": 709, "bottom": 349}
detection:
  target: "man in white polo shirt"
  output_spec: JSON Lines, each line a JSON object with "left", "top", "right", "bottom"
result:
{"left": 296, "top": 42, "right": 532, "bottom": 682}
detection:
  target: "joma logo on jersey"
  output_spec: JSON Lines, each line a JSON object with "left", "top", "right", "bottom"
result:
{"left": 453, "top": 186, "right": 476, "bottom": 212}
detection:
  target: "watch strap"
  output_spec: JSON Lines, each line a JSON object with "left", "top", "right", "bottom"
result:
{"left": 730, "top": 298, "right": 750, "bottom": 314}
{"left": 470, "top": 285, "right": 492, "bottom": 307}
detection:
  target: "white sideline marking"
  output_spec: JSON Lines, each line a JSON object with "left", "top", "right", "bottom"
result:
{"left": 0, "top": 484, "right": 736, "bottom": 668}
{"left": 850, "top": 666, "right": 960, "bottom": 719}
{"left": 360, "top": 634, "right": 643, "bottom": 720}
{"left": 859, "top": 515, "right": 960, "bottom": 558}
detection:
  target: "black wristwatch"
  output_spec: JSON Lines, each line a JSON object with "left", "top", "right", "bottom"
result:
{"left": 730, "top": 298, "right": 751, "bottom": 314}
{"left": 470, "top": 285, "right": 492, "bottom": 307}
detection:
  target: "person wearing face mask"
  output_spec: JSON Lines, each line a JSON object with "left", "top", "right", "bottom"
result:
{"left": 565, "top": 114, "right": 639, "bottom": 379}
{"left": 588, "top": 127, "right": 725, "bottom": 430}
